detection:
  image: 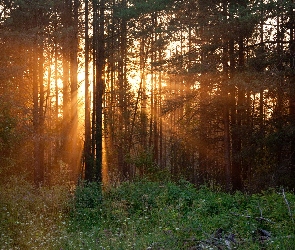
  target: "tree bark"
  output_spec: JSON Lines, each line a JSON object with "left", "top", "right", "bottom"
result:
{"left": 289, "top": 0, "right": 295, "bottom": 188}
{"left": 94, "top": 0, "right": 105, "bottom": 183}
{"left": 70, "top": 0, "right": 79, "bottom": 180}
{"left": 84, "top": 0, "right": 93, "bottom": 181}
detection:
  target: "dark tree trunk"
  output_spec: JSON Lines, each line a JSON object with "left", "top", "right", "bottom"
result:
{"left": 33, "top": 23, "right": 45, "bottom": 186}
{"left": 94, "top": 0, "right": 105, "bottom": 183}
{"left": 33, "top": 44, "right": 41, "bottom": 186}
{"left": 38, "top": 38, "right": 45, "bottom": 184}
{"left": 61, "top": 0, "right": 71, "bottom": 165}
{"left": 84, "top": 0, "right": 93, "bottom": 181}
{"left": 70, "top": 0, "right": 80, "bottom": 180}
{"left": 222, "top": 1, "right": 231, "bottom": 191}
{"left": 289, "top": 0, "right": 295, "bottom": 188}
{"left": 117, "top": 1, "right": 128, "bottom": 180}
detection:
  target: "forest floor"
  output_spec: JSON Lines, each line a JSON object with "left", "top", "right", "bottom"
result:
{"left": 0, "top": 178, "right": 295, "bottom": 249}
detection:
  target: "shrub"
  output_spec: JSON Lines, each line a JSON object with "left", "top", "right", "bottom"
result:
{"left": 69, "top": 181, "right": 103, "bottom": 230}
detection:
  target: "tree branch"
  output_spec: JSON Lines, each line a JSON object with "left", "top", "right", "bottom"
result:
{"left": 281, "top": 189, "right": 294, "bottom": 223}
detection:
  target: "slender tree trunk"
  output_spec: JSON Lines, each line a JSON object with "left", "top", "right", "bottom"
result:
{"left": 237, "top": 34, "right": 245, "bottom": 188}
{"left": 92, "top": 0, "right": 97, "bottom": 167}
{"left": 140, "top": 34, "right": 148, "bottom": 176}
{"left": 62, "top": 0, "right": 71, "bottom": 165}
{"left": 223, "top": 95, "right": 231, "bottom": 191}
{"left": 70, "top": 0, "right": 79, "bottom": 180}
{"left": 223, "top": 1, "right": 231, "bottom": 191}
{"left": 232, "top": 34, "right": 245, "bottom": 191}
{"left": 38, "top": 38, "right": 45, "bottom": 184}
{"left": 46, "top": 53, "right": 53, "bottom": 176}
{"left": 33, "top": 44, "right": 41, "bottom": 186}
{"left": 198, "top": 25, "right": 209, "bottom": 185}
{"left": 117, "top": 1, "right": 128, "bottom": 180}
{"left": 84, "top": 0, "right": 93, "bottom": 181}
{"left": 289, "top": 0, "right": 295, "bottom": 188}
{"left": 229, "top": 30, "right": 238, "bottom": 190}
{"left": 54, "top": 34, "right": 60, "bottom": 166}
{"left": 94, "top": 0, "right": 105, "bottom": 183}
{"left": 33, "top": 24, "right": 45, "bottom": 186}
{"left": 257, "top": 3, "right": 265, "bottom": 185}
{"left": 275, "top": 3, "right": 284, "bottom": 178}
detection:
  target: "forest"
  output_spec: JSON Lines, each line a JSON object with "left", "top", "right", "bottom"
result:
{"left": 1, "top": 0, "right": 295, "bottom": 191}
{"left": 1, "top": 0, "right": 295, "bottom": 249}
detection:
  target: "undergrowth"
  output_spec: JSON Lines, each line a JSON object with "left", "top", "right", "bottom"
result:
{"left": 65, "top": 180, "right": 295, "bottom": 249}
{"left": 0, "top": 178, "right": 295, "bottom": 249}
{"left": 0, "top": 177, "right": 70, "bottom": 249}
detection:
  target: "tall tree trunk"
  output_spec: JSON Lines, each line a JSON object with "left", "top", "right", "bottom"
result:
{"left": 46, "top": 53, "right": 53, "bottom": 176}
{"left": 117, "top": 1, "right": 128, "bottom": 180}
{"left": 70, "top": 0, "right": 80, "bottom": 180}
{"left": 54, "top": 33, "right": 60, "bottom": 166}
{"left": 223, "top": 1, "right": 231, "bottom": 191}
{"left": 94, "top": 0, "right": 105, "bottom": 183}
{"left": 236, "top": 33, "right": 245, "bottom": 189}
{"left": 289, "top": 0, "right": 295, "bottom": 188}
{"left": 275, "top": 3, "right": 284, "bottom": 178}
{"left": 33, "top": 22, "right": 45, "bottom": 186}
{"left": 62, "top": 0, "right": 71, "bottom": 165}
{"left": 229, "top": 26, "right": 238, "bottom": 190}
{"left": 38, "top": 38, "right": 45, "bottom": 184}
{"left": 33, "top": 44, "right": 41, "bottom": 186}
{"left": 223, "top": 95, "right": 231, "bottom": 192}
{"left": 259, "top": 14, "right": 265, "bottom": 160}
{"left": 84, "top": 0, "right": 93, "bottom": 181}
{"left": 198, "top": 23, "right": 209, "bottom": 185}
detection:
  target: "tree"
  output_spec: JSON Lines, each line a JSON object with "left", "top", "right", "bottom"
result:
{"left": 84, "top": 0, "right": 93, "bottom": 181}
{"left": 91, "top": 0, "right": 105, "bottom": 183}
{"left": 2, "top": 0, "right": 295, "bottom": 191}
{"left": 289, "top": 0, "right": 295, "bottom": 187}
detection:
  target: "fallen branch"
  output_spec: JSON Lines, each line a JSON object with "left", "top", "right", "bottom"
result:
{"left": 281, "top": 189, "right": 294, "bottom": 223}
{"left": 192, "top": 226, "right": 238, "bottom": 249}
{"left": 230, "top": 212, "right": 274, "bottom": 224}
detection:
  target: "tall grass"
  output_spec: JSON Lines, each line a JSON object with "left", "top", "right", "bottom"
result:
{"left": 0, "top": 178, "right": 294, "bottom": 249}
{"left": 65, "top": 180, "right": 295, "bottom": 249}
{"left": 0, "top": 177, "right": 70, "bottom": 249}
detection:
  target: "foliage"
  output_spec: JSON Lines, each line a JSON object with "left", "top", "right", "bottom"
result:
{"left": 1, "top": 179, "right": 294, "bottom": 249}
{"left": 0, "top": 48, "right": 32, "bottom": 182}
{"left": 62, "top": 180, "right": 295, "bottom": 249}
{"left": 69, "top": 181, "right": 103, "bottom": 230}
{"left": 0, "top": 98, "right": 18, "bottom": 175}
{"left": 125, "top": 149, "right": 171, "bottom": 181}
{"left": 114, "top": 0, "right": 174, "bottom": 20}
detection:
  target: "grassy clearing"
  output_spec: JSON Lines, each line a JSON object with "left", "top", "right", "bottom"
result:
{"left": 1, "top": 178, "right": 295, "bottom": 249}
{"left": 0, "top": 177, "right": 70, "bottom": 249}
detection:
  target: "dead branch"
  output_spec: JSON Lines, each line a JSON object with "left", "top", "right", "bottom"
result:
{"left": 230, "top": 212, "right": 274, "bottom": 224}
{"left": 281, "top": 189, "right": 294, "bottom": 223}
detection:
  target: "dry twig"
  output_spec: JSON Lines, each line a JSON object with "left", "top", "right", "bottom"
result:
{"left": 281, "top": 189, "right": 294, "bottom": 223}
{"left": 230, "top": 212, "right": 274, "bottom": 224}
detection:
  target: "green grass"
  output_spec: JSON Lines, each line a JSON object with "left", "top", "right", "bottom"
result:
{"left": 1, "top": 178, "right": 295, "bottom": 249}
{"left": 0, "top": 177, "right": 70, "bottom": 249}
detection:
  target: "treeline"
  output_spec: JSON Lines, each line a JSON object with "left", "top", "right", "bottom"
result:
{"left": 0, "top": 0, "right": 295, "bottom": 192}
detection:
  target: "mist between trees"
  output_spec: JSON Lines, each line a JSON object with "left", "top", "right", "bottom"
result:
{"left": 1, "top": 0, "right": 295, "bottom": 192}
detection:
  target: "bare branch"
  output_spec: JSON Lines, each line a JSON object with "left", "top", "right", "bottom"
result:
{"left": 281, "top": 189, "right": 294, "bottom": 223}
{"left": 231, "top": 212, "right": 275, "bottom": 224}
